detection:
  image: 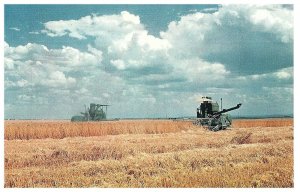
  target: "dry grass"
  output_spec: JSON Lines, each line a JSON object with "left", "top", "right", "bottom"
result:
{"left": 4, "top": 119, "right": 293, "bottom": 188}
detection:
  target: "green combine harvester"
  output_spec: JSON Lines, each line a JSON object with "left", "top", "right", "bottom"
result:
{"left": 71, "top": 103, "right": 109, "bottom": 122}
{"left": 194, "top": 96, "right": 242, "bottom": 131}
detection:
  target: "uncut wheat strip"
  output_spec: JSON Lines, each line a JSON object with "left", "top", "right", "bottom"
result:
{"left": 4, "top": 120, "right": 193, "bottom": 140}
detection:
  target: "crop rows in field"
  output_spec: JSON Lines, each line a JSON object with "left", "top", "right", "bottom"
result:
{"left": 4, "top": 119, "right": 293, "bottom": 187}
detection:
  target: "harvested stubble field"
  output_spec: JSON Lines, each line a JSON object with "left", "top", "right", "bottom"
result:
{"left": 4, "top": 118, "right": 293, "bottom": 188}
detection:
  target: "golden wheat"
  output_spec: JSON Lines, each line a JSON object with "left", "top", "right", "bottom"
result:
{"left": 4, "top": 119, "right": 293, "bottom": 187}
{"left": 232, "top": 118, "right": 293, "bottom": 128}
{"left": 4, "top": 120, "right": 193, "bottom": 140}
{"left": 5, "top": 118, "right": 293, "bottom": 140}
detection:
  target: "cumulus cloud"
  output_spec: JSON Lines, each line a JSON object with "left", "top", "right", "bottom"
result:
{"left": 4, "top": 42, "right": 103, "bottom": 89}
{"left": 4, "top": 41, "right": 159, "bottom": 118}
{"left": 41, "top": 10, "right": 235, "bottom": 89}
{"left": 235, "top": 66, "right": 293, "bottom": 82}
{"left": 43, "top": 71, "right": 76, "bottom": 88}
{"left": 162, "top": 4, "right": 293, "bottom": 75}
{"left": 247, "top": 5, "right": 293, "bottom": 43}
{"left": 42, "top": 11, "right": 175, "bottom": 84}
{"left": 5, "top": 42, "right": 102, "bottom": 69}
{"left": 42, "top": 11, "right": 143, "bottom": 41}
{"left": 18, "top": 94, "right": 35, "bottom": 102}
{"left": 4, "top": 5, "right": 294, "bottom": 118}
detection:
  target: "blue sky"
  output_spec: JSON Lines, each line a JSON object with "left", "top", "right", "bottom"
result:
{"left": 4, "top": 4, "right": 293, "bottom": 119}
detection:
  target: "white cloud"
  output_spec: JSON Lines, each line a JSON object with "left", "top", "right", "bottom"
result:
{"left": 172, "top": 58, "right": 230, "bottom": 82}
{"left": 42, "top": 11, "right": 143, "bottom": 42}
{"left": 102, "top": 93, "right": 110, "bottom": 98}
{"left": 9, "top": 27, "right": 20, "bottom": 31}
{"left": 42, "top": 11, "right": 172, "bottom": 79}
{"left": 18, "top": 94, "right": 35, "bottom": 103}
{"left": 37, "top": 6, "right": 293, "bottom": 92}
{"left": 4, "top": 57, "right": 14, "bottom": 70}
{"left": 42, "top": 71, "right": 76, "bottom": 88}
{"left": 4, "top": 5, "right": 294, "bottom": 119}
{"left": 244, "top": 67, "right": 293, "bottom": 81}
{"left": 29, "top": 31, "right": 40, "bottom": 35}
{"left": 274, "top": 67, "right": 293, "bottom": 79}
{"left": 108, "top": 31, "right": 171, "bottom": 56}
{"left": 5, "top": 79, "right": 31, "bottom": 88}
{"left": 111, "top": 59, "right": 126, "bottom": 70}
{"left": 262, "top": 86, "right": 293, "bottom": 95}
{"left": 75, "top": 88, "right": 89, "bottom": 95}
{"left": 161, "top": 5, "right": 293, "bottom": 75}
{"left": 87, "top": 44, "right": 103, "bottom": 59}
{"left": 4, "top": 42, "right": 103, "bottom": 89}
{"left": 5, "top": 43, "right": 102, "bottom": 69}
{"left": 16, "top": 79, "right": 30, "bottom": 87}
{"left": 200, "top": 7, "right": 219, "bottom": 13}
{"left": 247, "top": 5, "right": 293, "bottom": 43}
{"left": 4, "top": 41, "right": 9, "bottom": 48}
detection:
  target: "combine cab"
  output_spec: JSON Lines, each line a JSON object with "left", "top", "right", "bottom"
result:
{"left": 194, "top": 96, "right": 242, "bottom": 131}
{"left": 71, "top": 103, "right": 109, "bottom": 122}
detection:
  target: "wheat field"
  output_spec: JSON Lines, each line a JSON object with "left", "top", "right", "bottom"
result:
{"left": 4, "top": 119, "right": 293, "bottom": 188}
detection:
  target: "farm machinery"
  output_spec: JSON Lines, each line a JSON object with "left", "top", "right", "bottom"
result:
{"left": 194, "top": 96, "right": 242, "bottom": 131}
{"left": 71, "top": 103, "right": 109, "bottom": 122}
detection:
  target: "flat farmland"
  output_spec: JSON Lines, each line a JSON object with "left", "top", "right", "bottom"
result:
{"left": 4, "top": 119, "right": 293, "bottom": 187}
